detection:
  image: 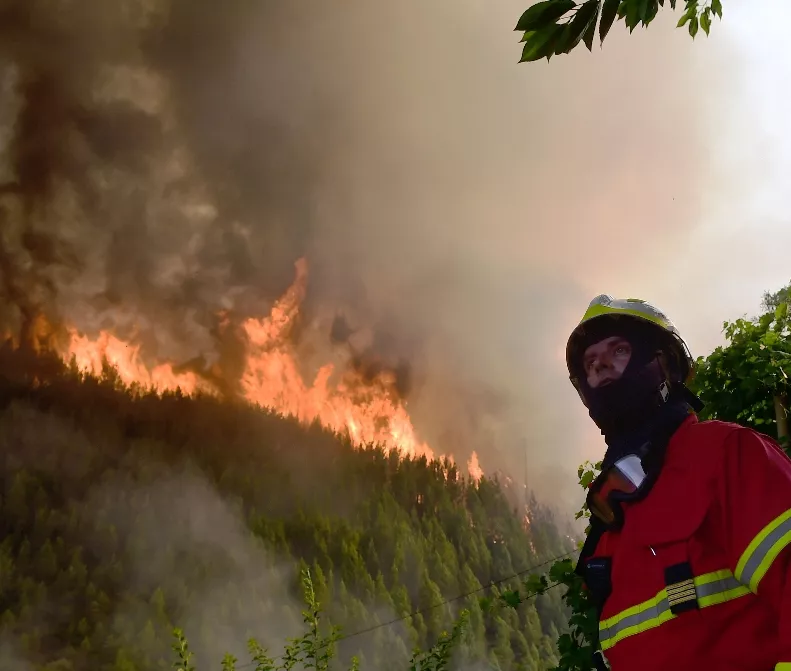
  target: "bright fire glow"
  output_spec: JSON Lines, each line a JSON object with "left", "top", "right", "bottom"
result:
{"left": 60, "top": 258, "right": 484, "bottom": 479}
{"left": 68, "top": 331, "right": 205, "bottom": 394}
{"left": 467, "top": 451, "right": 483, "bottom": 483}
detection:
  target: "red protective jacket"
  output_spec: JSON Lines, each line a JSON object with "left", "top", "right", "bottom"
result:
{"left": 590, "top": 415, "right": 791, "bottom": 671}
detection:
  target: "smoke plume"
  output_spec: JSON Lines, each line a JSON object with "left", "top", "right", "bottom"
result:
{"left": 0, "top": 0, "right": 717, "bottom": 507}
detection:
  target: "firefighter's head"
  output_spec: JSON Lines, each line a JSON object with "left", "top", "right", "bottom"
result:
{"left": 566, "top": 295, "right": 695, "bottom": 436}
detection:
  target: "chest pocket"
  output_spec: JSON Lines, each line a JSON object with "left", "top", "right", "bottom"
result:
{"left": 596, "top": 464, "right": 717, "bottom": 657}
{"left": 626, "top": 460, "right": 716, "bottom": 615}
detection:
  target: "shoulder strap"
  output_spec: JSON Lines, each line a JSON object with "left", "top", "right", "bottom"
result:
{"left": 576, "top": 517, "right": 612, "bottom": 670}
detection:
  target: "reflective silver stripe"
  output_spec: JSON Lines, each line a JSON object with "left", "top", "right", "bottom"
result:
{"left": 696, "top": 574, "right": 742, "bottom": 599}
{"left": 599, "top": 594, "right": 671, "bottom": 647}
{"left": 599, "top": 570, "right": 751, "bottom": 651}
{"left": 737, "top": 512, "right": 791, "bottom": 592}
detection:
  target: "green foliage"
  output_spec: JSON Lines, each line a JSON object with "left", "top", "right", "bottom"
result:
{"left": 0, "top": 344, "right": 574, "bottom": 670}
{"left": 247, "top": 639, "right": 278, "bottom": 671}
{"left": 515, "top": 0, "right": 723, "bottom": 62}
{"left": 761, "top": 279, "right": 791, "bottom": 314}
{"left": 545, "top": 560, "right": 599, "bottom": 671}
{"left": 173, "top": 569, "right": 471, "bottom": 671}
{"left": 407, "top": 609, "right": 470, "bottom": 671}
{"left": 295, "top": 569, "right": 342, "bottom": 671}
{"left": 690, "top": 299, "right": 791, "bottom": 449}
{"left": 189, "top": 569, "right": 348, "bottom": 671}
{"left": 488, "top": 463, "right": 600, "bottom": 671}
{"left": 172, "top": 628, "right": 196, "bottom": 671}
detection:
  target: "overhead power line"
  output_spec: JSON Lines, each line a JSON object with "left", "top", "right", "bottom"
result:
{"left": 229, "top": 548, "right": 578, "bottom": 669}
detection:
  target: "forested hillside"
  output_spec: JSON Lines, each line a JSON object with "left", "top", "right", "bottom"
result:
{"left": 0, "top": 344, "right": 575, "bottom": 671}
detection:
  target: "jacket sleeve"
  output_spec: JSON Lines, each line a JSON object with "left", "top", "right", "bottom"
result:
{"left": 719, "top": 426, "right": 791, "bottom": 670}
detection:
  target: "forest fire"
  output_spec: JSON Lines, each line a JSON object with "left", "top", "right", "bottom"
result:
{"left": 67, "top": 330, "right": 205, "bottom": 395}
{"left": 58, "top": 258, "right": 483, "bottom": 480}
{"left": 0, "top": 4, "right": 489, "bottom": 486}
{"left": 467, "top": 451, "right": 483, "bottom": 481}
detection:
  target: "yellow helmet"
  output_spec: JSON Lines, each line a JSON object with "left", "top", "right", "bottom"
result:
{"left": 565, "top": 294, "right": 694, "bottom": 391}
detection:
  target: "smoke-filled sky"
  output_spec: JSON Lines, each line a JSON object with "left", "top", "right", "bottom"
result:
{"left": 0, "top": 0, "right": 788, "bottom": 512}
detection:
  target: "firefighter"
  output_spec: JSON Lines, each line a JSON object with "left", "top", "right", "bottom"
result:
{"left": 565, "top": 294, "right": 791, "bottom": 671}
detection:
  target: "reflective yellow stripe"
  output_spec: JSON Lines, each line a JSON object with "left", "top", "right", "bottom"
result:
{"left": 734, "top": 508, "right": 791, "bottom": 593}
{"left": 775, "top": 664, "right": 791, "bottom": 671}
{"left": 599, "top": 569, "right": 750, "bottom": 651}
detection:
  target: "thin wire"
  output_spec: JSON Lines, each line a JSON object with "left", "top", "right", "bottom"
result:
{"left": 344, "top": 548, "right": 577, "bottom": 640}
{"left": 230, "top": 548, "right": 578, "bottom": 669}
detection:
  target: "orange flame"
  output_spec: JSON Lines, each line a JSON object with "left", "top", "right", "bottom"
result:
{"left": 240, "top": 258, "right": 434, "bottom": 461}
{"left": 467, "top": 451, "right": 483, "bottom": 483}
{"left": 30, "top": 313, "right": 59, "bottom": 353}
{"left": 59, "top": 258, "right": 483, "bottom": 478}
{"left": 67, "top": 331, "right": 204, "bottom": 394}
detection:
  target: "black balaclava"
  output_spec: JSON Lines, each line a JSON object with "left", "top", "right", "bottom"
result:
{"left": 572, "top": 317, "right": 696, "bottom": 466}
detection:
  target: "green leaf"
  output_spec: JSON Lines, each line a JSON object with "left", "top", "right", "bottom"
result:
{"left": 524, "top": 573, "right": 549, "bottom": 593}
{"left": 626, "top": 0, "right": 649, "bottom": 31}
{"left": 561, "top": 0, "right": 600, "bottom": 53}
{"left": 599, "top": 0, "right": 620, "bottom": 42}
{"left": 700, "top": 8, "right": 711, "bottom": 35}
{"left": 644, "top": 0, "right": 659, "bottom": 24}
{"left": 579, "top": 470, "right": 595, "bottom": 488}
{"left": 552, "top": 21, "right": 576, "bottom": 54}
{"left": 764, "top": 331, "right": 781, "bottom": 347}
{"left": 582, "top": 0, "right": 601, "bottom": 50}
{"left": 549, "top": 558, "right": 574, "bottom": 583}
{"left": 520, "top": 23, "right": 564, "bottom": 61}
{"left": 617, "top": 0, "right": 628, "bottom": 18}
{"left": 688, "top": 15, "right": 698, "bottom": 37}
{"left": 515, "top": 0, "right": 577, "bottom": 31}
{"left": 776, "top": 302, "right": 788, "bottom": 321}
{"left": 500, "top": 589, "right": 522, "bottom": 608}
{"left": 711, "top": 0, "right": 722, "bottom": 18}
{"left": 676, "top": 5, "right": 695, "bottom": 26}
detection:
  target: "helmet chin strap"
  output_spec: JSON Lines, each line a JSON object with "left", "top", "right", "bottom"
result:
{"left": 679, "top": 383, "right": 705, "bottom": 413}
{"left": 654, "top": 349, "right": 705, "bottom": 413}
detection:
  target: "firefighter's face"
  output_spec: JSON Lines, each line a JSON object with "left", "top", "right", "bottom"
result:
{"left": 583, "top": 336, "right": 633, "bottom": 389}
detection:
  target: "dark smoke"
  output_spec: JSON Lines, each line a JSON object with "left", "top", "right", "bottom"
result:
{"left": 0, "top": 0, "right": 713, "bottom": 507}
{"left": 0, "top": 0, "right": 318, "bottom": 364}
{"left": 0, "top": 0, "right": 438, "bottom": 425}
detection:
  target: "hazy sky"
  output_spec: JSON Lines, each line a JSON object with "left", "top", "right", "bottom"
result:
{"left": 1, "top": 0, "right": 788, "bottom": 514}
{"left": 316, "top": 0, "right": 791, "bottom": 505}
{"left": 558, "top": 2, "right": 791, "bottom": 467}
